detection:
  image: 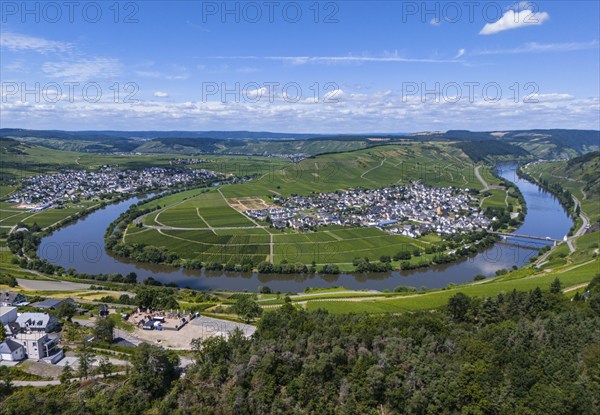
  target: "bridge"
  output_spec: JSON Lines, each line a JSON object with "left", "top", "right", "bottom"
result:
{"left": 490, "top": 232, "right": 564, "bottom": 246}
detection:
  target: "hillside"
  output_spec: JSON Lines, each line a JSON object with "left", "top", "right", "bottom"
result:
{"left": 455, "top": 140, "right": 530, "bottom": 162}
{"left": 2, "top": 284, "right": 599, "bottom": 414}
{"left": 525, "top": 152, "right": 600, "bottom": 233}
{"left": 2, "top": 128, "right": 598, "bottom": 159}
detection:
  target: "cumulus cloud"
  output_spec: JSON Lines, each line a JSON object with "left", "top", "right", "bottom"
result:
{"left": 528, "top": 93, "right": 575, "bottom": 103}
{"left": 480, "top": 8, "right": 549, "bottom": 35}
{"left": 2, "top": 88, "right": 597, "bottom": 132}
{"left": 154, "top": 91, "right": 169, "bottom": 98}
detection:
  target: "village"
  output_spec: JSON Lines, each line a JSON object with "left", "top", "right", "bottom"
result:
{"left": 0, "top": 289, "right": 254, "bottom": 366}
{"left": 246, "top": 182, "right": 492, "bottom": 237}
{"left": 7, "top": 166, "right": 223, "bottom": 209}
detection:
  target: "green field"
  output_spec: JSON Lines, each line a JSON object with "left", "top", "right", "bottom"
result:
{"left": 123, "top": 142, "right": 491, "bottom": 266}
{"left": 220, "top": 143, "right": 494, "bottom": 199}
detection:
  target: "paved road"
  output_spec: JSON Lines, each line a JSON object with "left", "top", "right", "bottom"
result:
{"left": 16, "top": 278, "right": 91, "bottom": 291}
{"left": 13, "top": 372, "right": 127, "bottom": 387}
{"left": 474, "top": 165, "right": 489, "bottom": 191}
{"left": 571, "top": 195, "right": 590, "bottom": 238}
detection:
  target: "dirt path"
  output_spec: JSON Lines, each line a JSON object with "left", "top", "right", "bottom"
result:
{"left": 360, "top": 158, "right": 387, "bottom": 179}
{"left": 196, "top": 208, "right": 215, "bottom": 234}
{"left": 562, "top": 283, "right": 589, "bottom": 293}
{"left": 217, "top": 188, "right": 264, "bottom": 228}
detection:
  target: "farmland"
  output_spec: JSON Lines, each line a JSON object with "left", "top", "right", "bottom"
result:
{"left": 119, "top": 142, "right": 500, "bottom": 268}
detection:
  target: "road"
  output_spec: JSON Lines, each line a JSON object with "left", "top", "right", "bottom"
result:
{"left": 12, "top": 371, "right": 127, "bottom": 387}
{"left": 474, "top": 165, "right": 489, "bottom": 191}
{"left": 562, "top": 195, "right": 589, "bottom": 254}
{"left": 571, "top": 195, "right": 590, "bottom": 238}
{"left": 146, "top": 224, "right": 264, "bottom": 231}
{"left": 16, "top": 278, "right": 91, "bottom": 291}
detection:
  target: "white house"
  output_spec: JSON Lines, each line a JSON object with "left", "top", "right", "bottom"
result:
{"left": 13, "top": 331, "right": 61, "bottom": 361}
{"left": 0, "top": 339, "right": 26, "bottom": 361}
{"left": 15, "top": 312, "right": 58, "bottom": 333}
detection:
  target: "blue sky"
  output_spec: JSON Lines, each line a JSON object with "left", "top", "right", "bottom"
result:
{"left": 1, "top": 1, "right": 599, "bottom": 132}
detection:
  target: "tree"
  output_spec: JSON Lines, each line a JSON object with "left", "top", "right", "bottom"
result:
{"left": 0, "top": 324, "right": 6, "bottom": 342}
{"left": 550, "top": 277, "right": 562, "bottom": 294}
{"left": 56, "top": 301, "right": 77, "bottom": 320}
{"left": 131, "top": 343, "right": 179, "bottom": 396}
{"left": 258, "top": 285, "right": 272, "bottom": 294}
{"left": 233, "top": 295, "right": 262, "bottom": 323}
{"left": 94, "top": 317, "right": 115, "bottom": 343}
{"left": 448, "top": 292, "right": 472, "bottom": 322}
{"left": 125, "top": 272, "right": 138, "bottom": 284}
{"left": 60, "top": 363, "right": 74, "bottom": 384}
{"left": 0, "top": 366, "right": 13, "bottom": 396}
{"left": 77, "top": 341, "right": 95, "bottom": 380}
{"left": 97, "top": 356, "right": 114, "bottom": 379}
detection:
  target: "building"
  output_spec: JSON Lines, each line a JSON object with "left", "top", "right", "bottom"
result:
{"left": 3, "top": 322, "right": 21, "bottom": 337}
{"left": 99, "top": 304, "right": 109, "bottom": 317}
{"left": 31, "top": 298, "right": 76, "bottom": 310}
{"left": 0, "top": 339, "right": 26, "bottom": 361}
{"left": 14, "top": 331, "right": 61, "bottom": 361}
{"left": 15, "top": 312, "right": 58, "bottom": 333}
{"left": 0, "top": 291, "right": 28, "bottom": 307}
{"left": 0, "top": 306, "right": 17, "bottom": 325}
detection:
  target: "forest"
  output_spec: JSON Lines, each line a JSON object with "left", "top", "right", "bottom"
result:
{"left": 1, "top": 275, "right": 599, "bottom": 415}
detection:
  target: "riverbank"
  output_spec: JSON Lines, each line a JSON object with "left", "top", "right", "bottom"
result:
{"left": 31, "top": 163, "right": 571, "bottom": 292}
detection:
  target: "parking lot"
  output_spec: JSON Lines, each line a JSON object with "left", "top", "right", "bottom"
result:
{"left": 130, "top": 315, "right": 256, "bottom": 349}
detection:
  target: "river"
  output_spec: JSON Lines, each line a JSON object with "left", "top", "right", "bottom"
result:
{"left": 38, "top": 163, "right": 573, "bottom": 292}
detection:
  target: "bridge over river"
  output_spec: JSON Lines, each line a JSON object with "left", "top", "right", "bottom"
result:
{"left": 490, "top": 231, "right": 565, "bottom": 246}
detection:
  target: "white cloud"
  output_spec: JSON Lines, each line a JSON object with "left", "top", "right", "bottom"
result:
{"left": 455, "top": 49, "right": 466, "bottom": 58}
{"left": 209, "top": 53, "right": 463, "bottom": 65}
{"left": 430, "top": 18, "right": 440, "bottom": 26}
{"left": 154, "top": 91, "right": 169, "bottom": 98}
{"left": 2, "top": 88, "right": 597, "bottom": 132}
{"left": 133, "top": 70, "right": 188, "bottom": 80}
{"left": 0, "top": 32, "right": 71, "bottom": 53}
{"left": 42, "top": 58, "right": 121, "bottom": 80}
{"left": 480, "top": 9, "right": 549, "bottom": 35}
{"left": 237, "top": 67, "right": 259, "bottom": 74}
{"left": 472, "top": 40, "right": 599, "bottom": 56}
{"left": 528, "top": 93, "right": 575, "bottom": 103}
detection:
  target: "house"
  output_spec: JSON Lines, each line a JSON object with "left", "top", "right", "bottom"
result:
{"left": 99, "top": 304, "right": 109, "bottom": 317}
{"left": 0, "top": 339, "right": 26, "bottom": 361}
{"left": 13, "top": 331, "right": 61, "bottom": 361}
{"left": 0, "top": 306, "right": 17, "bottom": 325}
{"left": 15, "top": 312, "right": 58, "bottom": 333}
{"left": 0, "top": 291, "right": 28, "bottom": 307}
{"left": 3, "top": 322, "right": 21, "bottom": 337}
{"left": 31, "top": 298, "right": 76, "bottom": 310}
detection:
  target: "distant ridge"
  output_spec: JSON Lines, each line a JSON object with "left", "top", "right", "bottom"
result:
{"left": 1, "top": 128, "right": 598, "bottom": 159}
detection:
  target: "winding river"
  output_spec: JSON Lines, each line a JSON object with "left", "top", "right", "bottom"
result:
{"left": 38, "top": 164, "right": 573, "bottom": 292}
